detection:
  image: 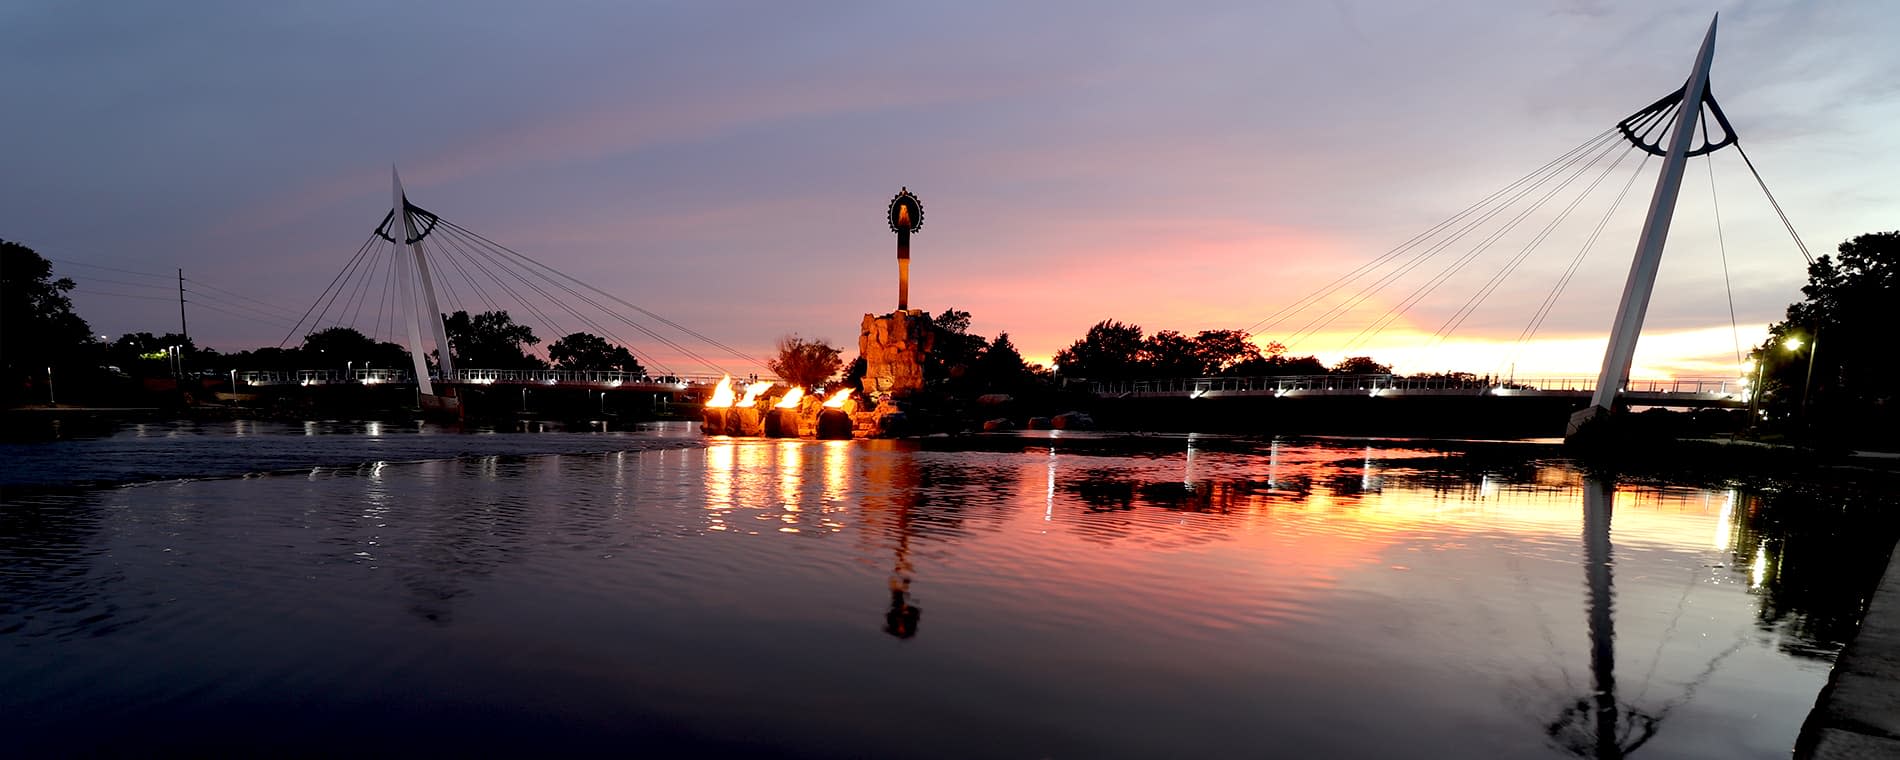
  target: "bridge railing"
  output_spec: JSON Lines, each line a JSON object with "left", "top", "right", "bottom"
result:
{"left": 447, "top": 369, "right": 729, "bottom": 387}
{"left": 235, "top": 368, "right": 732, "bottom": 387}
{"left": 1088, "top": 374, "right": 1746, "bottom": 397}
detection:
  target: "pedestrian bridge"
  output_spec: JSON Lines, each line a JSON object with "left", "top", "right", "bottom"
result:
{"left": 1089, "top": 374, "right": 1748, "bottom": 409}
{"left": 237, "top": 368, "right": 731, "bottom": 394}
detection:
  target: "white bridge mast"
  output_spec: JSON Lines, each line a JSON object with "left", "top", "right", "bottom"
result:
{"left": 391, "top": 166, "right": 455, "bottom": 395}
{"left": 1567, "top": 15, "right": 1719, "bottom": 438}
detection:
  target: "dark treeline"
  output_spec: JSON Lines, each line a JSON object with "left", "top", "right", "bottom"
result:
{"left": 1050, "top": 320, "right": 1389, "bottom": 380}
{"left": 1746, "top": 230, "right": 1898, "bottom": 445}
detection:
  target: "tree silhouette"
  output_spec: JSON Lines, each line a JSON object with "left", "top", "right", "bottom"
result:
{"left": 1054, "top": 319, "right": 1146, "bottom": 379}
{"left": 1331, "top": 356, "right": 1391, "bottom": 375}
{"left": 2, "top": 240, "right": 96, "bottom": 399}
{"left": 768, "top": 335, "right": 843, "bottom": 388}
{"left": 1754, "top": 230, "right": 1898, "bottom": 439}
{"left": 442, "top": 310, "right": 543, "bottom": 368}
{"left": 548, "top": 332, "right": 645, "bottom": 373}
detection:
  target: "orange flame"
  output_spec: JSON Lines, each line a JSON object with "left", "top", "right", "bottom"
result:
{"left": 821, "top": 388, "right": 852, "bottom": 408}
{"left": 775, "top": 387, "right": 806, "bottom": 408}
{"left": 705, "top": 375, "right": 736, "bottom": 408}
{"left": 735, "top": 381, "right": 773, "bottom": 408}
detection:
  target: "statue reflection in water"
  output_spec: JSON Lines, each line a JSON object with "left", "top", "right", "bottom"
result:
{"left": 885, "top": 527, "right": 921, "bottom": 639}
{"left": 863, "top": 443, "right": 922, "bottom": 639}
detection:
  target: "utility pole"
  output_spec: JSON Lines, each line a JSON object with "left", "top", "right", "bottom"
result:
{"left": 177, "top": 268, "right": 190, "bottom": 378}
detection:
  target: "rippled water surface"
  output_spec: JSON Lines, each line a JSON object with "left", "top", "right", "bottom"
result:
{"left": 2, "top": 422, "right": 1895, "bottom": 758}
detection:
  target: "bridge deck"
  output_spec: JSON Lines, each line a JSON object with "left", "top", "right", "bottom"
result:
{"left": 1091, "top": 374, "right": 1748, "bottom": 409}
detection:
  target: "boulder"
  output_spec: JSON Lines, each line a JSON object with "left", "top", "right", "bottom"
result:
{"left": 816, "top": 409, "right": 854, "bottom": 439}
{"left": 1052, "top": 411, "right": 1095, "bottom": 430}
{"left": 982, "top": 418, "right": 1015, "bottom": 432}
{"left": 701, "top": 408, "right": 729, "bottom": 436}
{"left": 764, "top": 408, "right": 801, "bottom": 438}
{"left": 1025, "top": 416, "right": 1053, "bottom": 430}
{"left": 728, "top": 406, "right": 765, "bottom": 436}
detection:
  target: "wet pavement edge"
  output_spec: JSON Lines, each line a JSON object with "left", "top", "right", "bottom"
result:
{"left": 1798, "top": 537, "right": 1900, "bottom": 758}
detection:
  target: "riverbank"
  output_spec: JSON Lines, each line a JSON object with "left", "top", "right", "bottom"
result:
{"left": 1797, "top": 536, "right": 1900, "bottom": 758}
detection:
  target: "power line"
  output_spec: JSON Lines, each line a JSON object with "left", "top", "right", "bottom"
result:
{"left": 49, "top": 258, "right": 171, "bottom": 279}
{"left": 70, "top": 275, "right": 173, "bottom": 291}
{"left": 72, "top": 288, "right": 174, "bottom": 302}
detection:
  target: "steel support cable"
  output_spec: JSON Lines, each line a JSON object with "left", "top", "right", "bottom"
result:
{"left": 431, "top": 230, "right": 500, "bottom": 313}
{"left": 1733, "top": 143, "right": 1814, "bottom": 265}
{"left": 438, "top": 222, "right": 702, "bottom": 375}
{"left": 440, "top": 219, "right": 766, "bottom": 370}
{"left": 279, "top": 233, "right": 378, "bottom": 347}
{"left": 336, "top": 237, "right": 387, "bottom": 328}
{"left": 379, "top": 244, "right": 404, "bottom": 344}
{"left": 1244, "top": 127, "right": 1620, "bottom": 337}
{"left": 1433, "top": 144, "right": 1641, "bottom": 345}
{"left": 1286, "top": 131, "right": 1626, "bottom": 348}
{"left": 308, "top": 237, "right": 377, "bottom": 335}
{"left": 430, "top": 225, "right": 528, "bottom": 319}
{"left": 471, "top": 248, "right": 672, "bottom": 373}
{"left": 1340, "top": 136, "right": 1627, "bottom": 352}
{"left": 415, "top": 238, "right": 464, "bottom": 316}
{"left": 372, "top": 242, "right": 398, "bottom": 344}
{"left": 1707, "top": 157, "right": 1742, "bottom": 368}
{"left": 427, "top": 230, "right": 574, "bottom": 349}
{"left": 461, "top": 226, "right": 748, "bottom": 373}
{"left": 336, "top": 241, "right": 383, "bottom": 330}
{"left": 430, "top": 229, "right": 666, "bottom": 372}
{"left": 344, "top": 244, "right": 382, "bottom": 331}
{"left": 1289, "top": 131, "right": 1623, "bottom": 349}
{"left": 437, "top": 225, "right": 694, "bottom": 374}
{"left": 432, "top": 223, "right": 706, "bottom": 373}
{"left": 322, "top": 237, "right": 382, "bottom": 331}
{"left": 1509, "top": 154, "right": 1654, "bottom": 368}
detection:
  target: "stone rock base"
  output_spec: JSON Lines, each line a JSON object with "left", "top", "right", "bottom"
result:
{"left": 860, "top": 310, "right": 934, "bottom": 400}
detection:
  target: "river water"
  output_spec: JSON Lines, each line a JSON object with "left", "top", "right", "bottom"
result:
{"left": 1, "top": 420, "right": 1894, "bottom": 758}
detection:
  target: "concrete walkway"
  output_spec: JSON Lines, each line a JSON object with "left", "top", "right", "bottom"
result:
{"left": 1798, "top": 537, "right": 1900, "bottom": 758}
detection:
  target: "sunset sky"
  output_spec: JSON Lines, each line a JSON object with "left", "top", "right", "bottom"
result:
{"left": 4, "top": 1, "right": 1896, "bottom": 378}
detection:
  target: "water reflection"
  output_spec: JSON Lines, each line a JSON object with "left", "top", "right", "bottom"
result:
{"left": 1543, "top": 477, "right": 1659, "bottom": 758}
{"left": 3, "top": 431, "right": 1897, "bottom": 758}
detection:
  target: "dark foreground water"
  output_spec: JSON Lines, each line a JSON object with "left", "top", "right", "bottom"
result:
{"left": 2, "top": 421, "right": 1896, "bottom": 758}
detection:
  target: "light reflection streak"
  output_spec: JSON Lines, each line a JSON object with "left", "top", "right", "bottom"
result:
{"left": 1267, "top": 439, "right": 1280, "bottom": 489}
{"left": 706, "top": 443, "right": 734, "bottom": 514}
{"left": 779, "top": 440, "right": 803, "bottom": 513}
{"left": 1713, "top": 489, "right": 1735, "bottom": 551}
{"left": 1184, "top": 433, "right": 1198, "bottom": 491}
{"left": 1045, "top": 447, "right": 1057, "bottom": 522}
{"left": 822, "top": 440, "right": 849, "bottom": 508}
{"left": 1750, "top": 543, "right": 1768, "bottom": 589}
